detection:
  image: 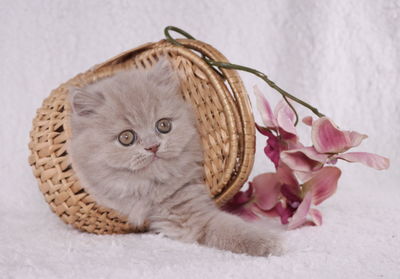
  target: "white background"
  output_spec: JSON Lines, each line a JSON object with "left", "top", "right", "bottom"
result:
{"left": 1, "top": 1, "right": 399, "bottom": 278}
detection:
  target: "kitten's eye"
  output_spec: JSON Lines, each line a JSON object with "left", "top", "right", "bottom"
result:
{"left": 118, "top": 130, "right": 136, "bottom": 146}
{"left": 156, "top": 118, "right": 172, "bottom": 134}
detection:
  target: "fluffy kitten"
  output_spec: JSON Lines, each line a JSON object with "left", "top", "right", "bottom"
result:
{"left": 69, "top": 58, "right": 281, "bottom": 256}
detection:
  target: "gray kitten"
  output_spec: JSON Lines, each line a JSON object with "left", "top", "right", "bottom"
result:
{"left": 69, "top": 58, "right": 281, "bottom": 256}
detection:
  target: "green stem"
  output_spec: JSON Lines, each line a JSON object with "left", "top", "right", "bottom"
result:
{"left": 164, "top": 26, "right": 195, "bottom": 45}
{"left": 164, "top": 26, "right": 325, "bottom": 124}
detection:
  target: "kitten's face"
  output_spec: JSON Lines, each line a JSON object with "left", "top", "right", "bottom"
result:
{"left": 70, "top": 58, "right": 202, "bottom": 182}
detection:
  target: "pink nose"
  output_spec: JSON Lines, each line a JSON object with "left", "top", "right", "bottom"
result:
{"left": 144, "top": 144, "right": 160, "bottom": 153}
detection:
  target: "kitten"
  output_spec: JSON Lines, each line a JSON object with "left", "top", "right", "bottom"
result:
{"left": 69, "top": 57, "right": 281, "bottom": 256}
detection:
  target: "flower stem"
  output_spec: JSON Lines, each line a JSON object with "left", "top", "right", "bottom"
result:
{"left": 164, "top": 26, "right": 325, "bottom": 123}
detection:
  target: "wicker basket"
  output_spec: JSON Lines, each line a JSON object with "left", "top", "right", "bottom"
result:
{"left": 28, "top": 38, "right": 255, "bottom": 234}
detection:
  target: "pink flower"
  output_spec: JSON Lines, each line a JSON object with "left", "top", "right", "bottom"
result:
{"left": 281, "top": 117, "right": 390, "bottom": 172}
{"left": 253, "top": 166, "right": 341, "bottom": 229}
{"left": 225, "top": 87, "right": 390, "bottom": 230}
{"left": 224, "top": 165, "right": 341, "bottom": 229}
{"left": 222, "top": 173, "right": 282, "bottom": 221}
{"left": 254, "top": 85, "right": 296, "bottom": 136}
{"left": 254, "top": 86, "right": 301, "bottom": 167}
{"left": 256, "top": 125, "right": 282, "bottom": 168}
{"left": 222, "top": 183, "right": 259, "bottom": 221}
{"left": 288, "top": 167, "right": 341, "bottom": 229}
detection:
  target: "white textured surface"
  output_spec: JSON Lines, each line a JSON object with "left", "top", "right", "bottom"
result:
{"left": 1, "top": 0, "right": 399, "bottom": 278}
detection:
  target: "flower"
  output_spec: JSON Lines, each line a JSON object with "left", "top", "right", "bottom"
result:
{"left": 254, "top": 86, "right": 301, "bottom": 167}
{"left": 280, "top": 117, "right": 390, "bottom": 172}
{"left": 287, "top": 166, "right": 341, "bottom": 229}
{"left": 254, "top": 85, "right": 296, "bottom": 136}
{"left": 222, "top": 183, "right": 258, "bottom": 221}
{"left": 224, "top": 86, "right": 390, "bottom": 230}
{"left": 224, "top": 166, "right": 341, "bottom": 229}
{"left": 255, "top": 166, "right": 341, "bottom": 229}
{"left": 222, "top": 173, "right": 282, "bottom": 221}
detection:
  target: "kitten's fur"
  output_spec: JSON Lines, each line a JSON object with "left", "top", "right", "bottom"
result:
{"left": 69, "top": 58, "right": 281, "bottom": 256}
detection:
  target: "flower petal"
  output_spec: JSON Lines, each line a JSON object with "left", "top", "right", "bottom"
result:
{"left": 288, "top": 191, "right": 312, "bottom": 229}
{"left": 252, "top": 173, "right": 282, "bottom": 211}
{"left": 255, "top": 124, "right": 282, "bottom": 168}
{"left": 312, "top": 117, "right": 367, "bottom": 153}
{"left": 254, "top": 85, "right": 277, "bottom": 128}
{"left": 348, "top": 131, "right": 368, "bottom": 148}
{"left": 222, "top": 185, "right": 259, "bottom": 221}
{"left": 294, "top": 170, "right": 315, "bottom": 184}
{"left": 281, "top": 184, "right": 302, "bottom": 204}
{"left": 264, "top": 136, "right": 281, "bottom": 168}
{"left": 255, "top": 123, "right": 274, "bottom": 136}
{"left": 302, "top": 116, "right": 314, "bottom": 126}
{"left": 275, "top": 100, "right": 297, "bottom": 136}
{"left": 277, "top": 163, "right": 299, "bottom": 188}
{"left": 228, "top": 204, "right": 260, "bottom": 221}
{"left": 274, "top": 202, "right": 294, "bottom": 225}
{"left": 227, "top": 183, "right": 254, "bottom": 206}
{"left": 309, "top": 208, "right": 323, "bottom": 226}
{"left": 280, "top": 147, "right": 328, "bottom": 172}
{"left": 336, "top": 152, "right": 390, "bottom": 170}
{"left": 303, "top": 166, "right": 342, "bottom": 205}
{"left": 252, "top": 203, "right": 279, "bottom": 218}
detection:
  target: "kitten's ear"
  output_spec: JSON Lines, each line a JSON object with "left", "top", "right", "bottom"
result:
{"left": 148, "top": 56, "right": 180, "bottom": 89}
{"left": 69, "top": 87, "right": 105, "bottom": 116}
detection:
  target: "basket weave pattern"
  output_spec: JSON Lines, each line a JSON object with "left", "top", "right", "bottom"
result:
{"left": 28, "top": 39, "right": 255, "bottom": 234}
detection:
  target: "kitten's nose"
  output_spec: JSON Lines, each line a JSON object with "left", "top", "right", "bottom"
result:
{"left": 144, "top": 144, "right": 160, "bottom": 154}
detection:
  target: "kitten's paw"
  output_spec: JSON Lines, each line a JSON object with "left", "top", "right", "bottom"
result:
{"left": 203, "top": 213, "right": 284, "bottom": 257}
{"left": 241, "top": 231, "right": 283, "bottom": 257}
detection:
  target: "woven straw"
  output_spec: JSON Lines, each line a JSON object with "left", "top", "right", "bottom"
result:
{"left": 28, "top": 39, "right": 255, "bottom": 234}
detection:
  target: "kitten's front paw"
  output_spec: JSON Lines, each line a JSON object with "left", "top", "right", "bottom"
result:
{"left": 204, "top": 213, "right": 283, "bottom": 257}
{"left": 241, "top": 231, "right": 283, "bottom": 257}
{"left": 208, "top": 226, "right": 283, "bottom": 257}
